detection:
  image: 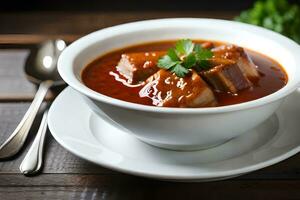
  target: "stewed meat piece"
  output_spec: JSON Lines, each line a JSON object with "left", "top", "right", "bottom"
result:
{"left": 212, "top": 45, "right": 260, "bottom": 80}
{"left": 201, "top": 60, "right": 252, "bottom": 94}
{"left": 116, "top": 52, "right": 165, "bottom": 84}
{"left": 201, "top": 41, "right": 214, "bottom": 49}
{"left": 139, "top": 69, "right": 217, "bottom": 107}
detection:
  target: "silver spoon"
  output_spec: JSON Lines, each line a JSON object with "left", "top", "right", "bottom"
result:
{"left": 0, "top": 39, "right": 66, "bottom": 159}
{"left": 19, "top": 110, "right": 48, "bottom": 175}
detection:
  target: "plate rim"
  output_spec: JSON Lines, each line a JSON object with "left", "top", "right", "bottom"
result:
{"left": 48, "top": 87, "right": 300, "bottom": 181}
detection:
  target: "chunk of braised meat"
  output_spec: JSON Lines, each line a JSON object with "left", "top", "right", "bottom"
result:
{"left": 208, "top": 57, "right": 237, "bottom": 66}
{"left": 201, "top": 60, "right": 252, "bottom": 94}
{"left": 212, "top": 45, "right": 260, "bottom": 81}
{"left": 201, "top": 41, "right": 214, "bottom": 49}
{"left": 116, "top": 52, "right": 165, "bottom": 84}
{"left": 139, "top": 69, "right": 217, "bottom": 107}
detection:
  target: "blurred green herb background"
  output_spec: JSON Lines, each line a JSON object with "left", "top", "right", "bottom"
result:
{"left": 235, "top": 0, "right": 300, "bottom": 43}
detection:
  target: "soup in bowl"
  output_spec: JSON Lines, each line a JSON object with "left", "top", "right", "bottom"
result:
{"left": 58, "top": 18, "right": 300, "bottom": 150}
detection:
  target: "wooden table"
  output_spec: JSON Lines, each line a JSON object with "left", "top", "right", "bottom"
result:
{"left": 0, "top": 11, "right": 300, "bottom": 200}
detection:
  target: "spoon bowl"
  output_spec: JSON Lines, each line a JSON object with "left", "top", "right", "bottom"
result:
{"left": 25, "top": 39, "right": 66, "bottom": 86}
{"left": 0, "top": 39, "right": 66, "bottom": 159}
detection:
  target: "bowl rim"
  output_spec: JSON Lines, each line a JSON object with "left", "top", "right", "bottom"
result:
{"left": 58, "top": 18, "right": 300, "bottom": 114}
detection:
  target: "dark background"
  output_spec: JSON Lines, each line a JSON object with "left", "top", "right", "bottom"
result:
{"left": 2, "top": 0, "right": 300, "bottom": 11}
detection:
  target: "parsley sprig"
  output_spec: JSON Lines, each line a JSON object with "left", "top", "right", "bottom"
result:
{"left": 157, "top": 39, "right": 213, "bottom": 77}
{"left": 235, "top": 0, "right": 300, "bottom": 44}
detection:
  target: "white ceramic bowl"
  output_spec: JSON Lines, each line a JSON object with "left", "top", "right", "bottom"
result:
{"left": 58, "top": 18, "right": 300, "bottom": 151}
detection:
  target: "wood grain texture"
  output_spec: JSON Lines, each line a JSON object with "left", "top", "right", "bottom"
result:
{"left": 0, "top": 11, "right": 299, "bottom": 199}
{"left": 0, "top": 49, "right": 58, "bottom": 100}
{"left": 0, "top": 50, "right": 36, "bottom": 100}
{"left": 0, "top": 34, "right": 80, "bottom": 45}
{"left": 0, "top": 180, "right": 300, "bottom": 200}
{"left": 0, "top": 103, "right": 113, "bottom": 174}
{"left": 0, "top": 11, "right": 237, "bottom": 35}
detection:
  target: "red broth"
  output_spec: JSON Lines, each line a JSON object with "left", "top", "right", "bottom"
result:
{"left": 81, "top": 41, "right": 287, "bottom": 107}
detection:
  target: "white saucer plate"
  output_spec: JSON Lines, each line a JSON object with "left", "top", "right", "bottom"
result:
{"left": 48, "top": 87, "right": 300, "bottom": 182}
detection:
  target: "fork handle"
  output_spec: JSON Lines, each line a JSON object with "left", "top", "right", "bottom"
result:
{"left": 20, "top": 110, "right": 48, "bottom": 175}
{"left": 0, "top": 80, "right": 52, "bottom": 159}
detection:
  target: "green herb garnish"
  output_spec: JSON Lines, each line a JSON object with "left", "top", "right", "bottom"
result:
{"left": 157, "top": 39, "right": 213, "bottom": 77}
{"left": 235, "top": 0, "right": 300, "bottom": 44}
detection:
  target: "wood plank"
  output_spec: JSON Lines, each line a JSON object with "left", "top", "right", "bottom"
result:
{"left": 0, "top": 134, "right": 114, "bottom": 174}
{"left": 0, "top": 103, "right": 113, "bottom": 174}
{"left": 0, "top": 11, "right": 235, "bottom": 44}
{"left": 2, "top": 173, "right": 300, "bottom": 187}
{"left": 0, "top": 102, "right": 300, "bottom": 178}
{"left": 0, "top": 11, "right": 237, "bottom": 35}
{"left": 0, "top": 180, "right": 299, "bottom": 200}
{"left": 0, "top": 50, "right": 36, "bottom": 100}
{"left": 0, "top": 49, "right": 59, "bottom": 101}
{"left": 0, "top": 34, "right": 80, "bottom": 45}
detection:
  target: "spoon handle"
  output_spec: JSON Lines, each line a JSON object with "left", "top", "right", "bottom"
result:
{"left": 0, "top": 80, "right": 53, "bottom": 159}
{"left": 20, "top": 110, "right": 48, "bottom": 175}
